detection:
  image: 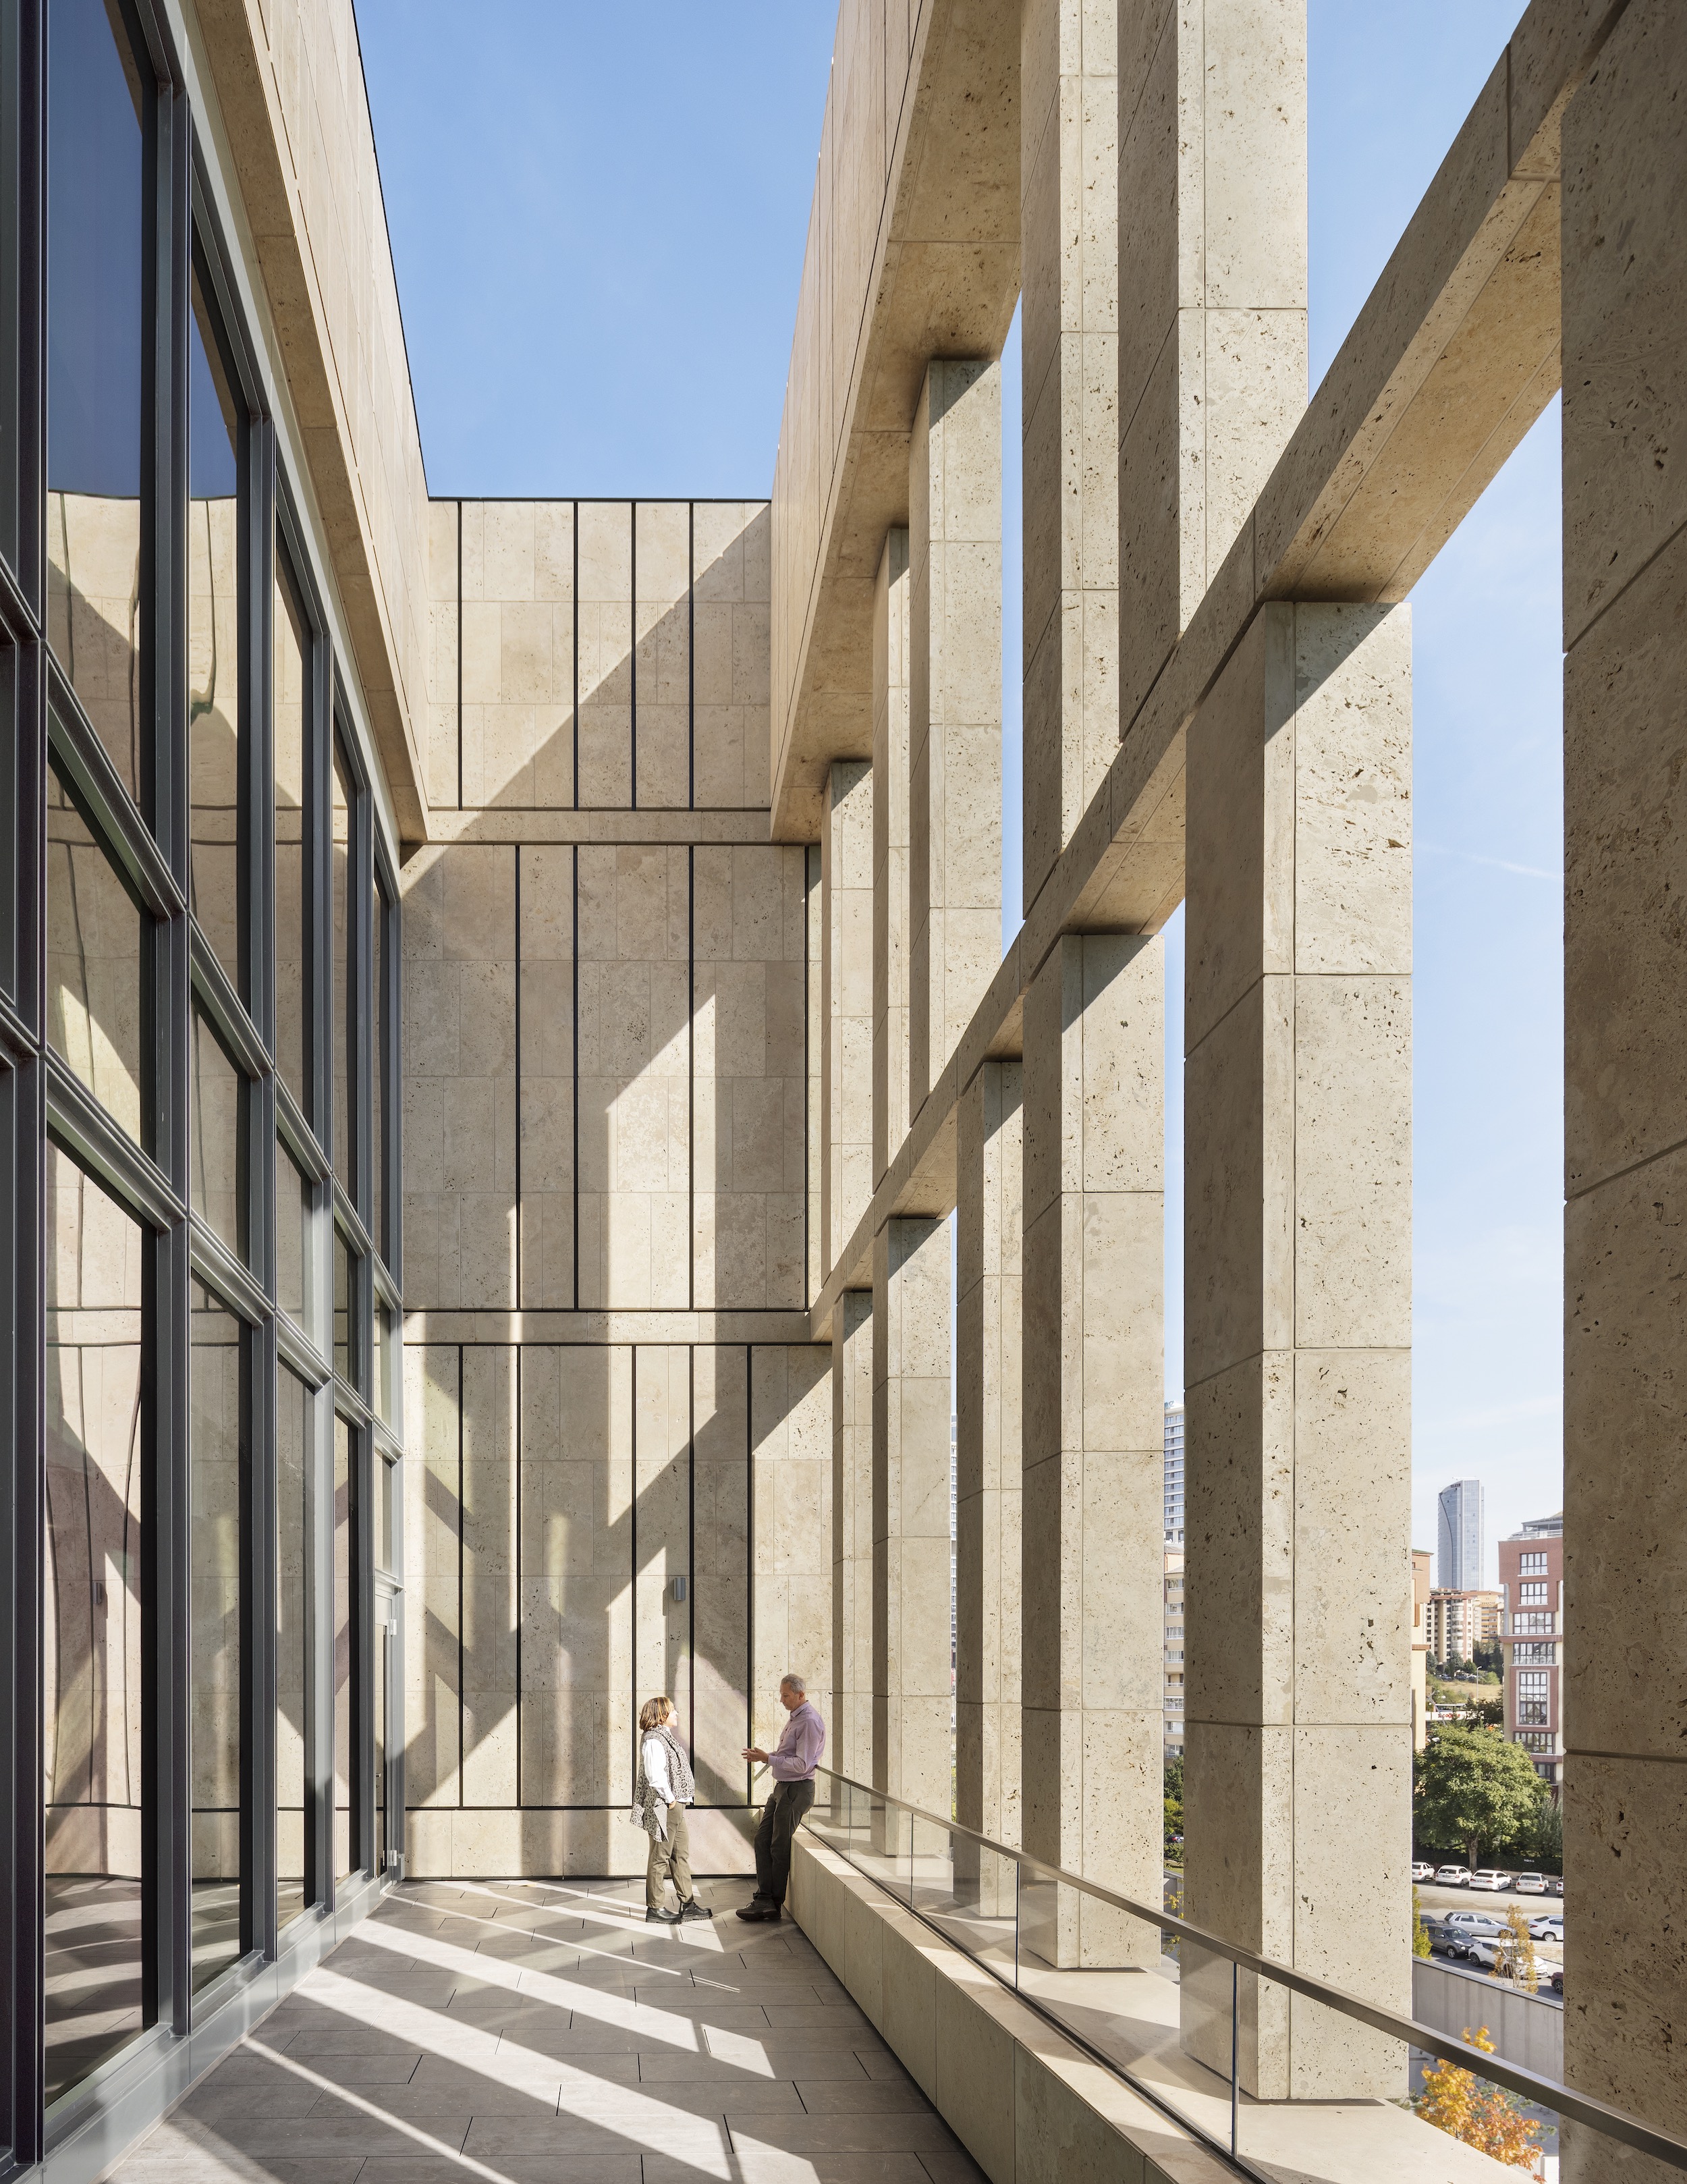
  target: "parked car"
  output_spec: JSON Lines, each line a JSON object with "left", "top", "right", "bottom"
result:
{"left": 1548, "top": 1875, "right": 1565, "bottom": 1896}
{"left": 1443, "top": 1912, "right": 1509, "bottom": 1938}
{"left": 1427, "top": 1923, "right": 1469, "bottom": 1961}
{"left": 1411, "top": 1861, "right": 1436, "bottom": 1882}
{"left": 1550, "top": 1969, "right": 1564, "bottom": 1995}
{"left": 1528, "top": 1915, "right": 1564, "bottom": 1942}
{"left": 1514, "top": 1872, "right": 1548, "bottom": 1895}
{"left": 1469, "top": 1869, "right": 1512, "bottom": 1892}
{"left": 1434, "top": 1865, "right": 1472, "bottom": 1886}
{"left": 1464, "top": 1938, "right": 1513, "bottom": 1973}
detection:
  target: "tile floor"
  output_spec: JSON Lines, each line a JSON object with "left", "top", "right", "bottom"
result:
{"left": 109, "top": 1878, "right": 986, "bottom": 2184}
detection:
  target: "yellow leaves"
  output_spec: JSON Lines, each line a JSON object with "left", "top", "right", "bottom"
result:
{"left": 1414, "top": 2026, "right": 1544, "bottom": 2174}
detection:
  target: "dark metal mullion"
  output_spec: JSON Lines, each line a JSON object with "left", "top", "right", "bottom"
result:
{"left": 276, "top": 1304, "right": 329, "bottom": 1394}
{"left": 188, "top": 1213, "right": 269, "bottom": 1332}
{"left": 188, "top": 926, "right": 268, "bottom": 1083}
{"left": 372, "top": 834, "right": 401, "bottom": 1288}
{"left": 275, "top": 1075, "right": 327, "bottom": 1189}
{"left": 46, "top": 666, "right": 184, "bottom": 923}
{"left": 14, "top": 0, "right": 43, "bottom": 626}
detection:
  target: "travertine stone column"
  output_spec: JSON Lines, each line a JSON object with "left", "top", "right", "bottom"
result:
{"left": 1021, "top": 936, "right": 1162, "bottom": 1965}
{"left": 823, "top": 760, "right": 874, "bottom": 1274}
{"left": 873, "top": 531, "right": 912, "bottom": 1184}
{"left": 831, "top": 1290, "right": 873, "bottom": 1793}
{"left": 1021, "top": 0, "right": 1117, "bottom": 908}
{"left": 1117, "top": 0, "right": 1307, "bottom": 732}
{"left": 910, "top": 360, "right": 1003, "bottom": 1114}
{"left": 1181, "top": 601, "right": 1412, "bottom": 2098}
{"left": 1560, "top": 8, "right": 1687, "bottom": 2170}
{"left": 872, "top": 1216, "right": 953, "bottom": 1841}
{"left": 956, "top": 1062, "right": 1022, "bottom": 1859}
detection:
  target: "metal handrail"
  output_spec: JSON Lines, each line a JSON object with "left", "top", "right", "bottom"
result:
{"left": 802, "top": 1764, "right": 1687, "bottom": 2173}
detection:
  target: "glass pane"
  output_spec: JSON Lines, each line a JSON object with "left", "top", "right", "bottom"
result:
{"left": 277, "top": 1138, "right": 308, "bottom": 1326}
{"left": 377, "top": 1454, "right": 394, "bottom": 1572}
{"left": 47, "top": 756, "right": 144, "bottom": 1143}
{"left": 333, "top": 1414, "right": 354, "bottom": 1882}
{"left": 189, "top": 1279, "right": 242, "bottom": 1993}
{"left": 44, "top": 1143, "right": 146, "bottom": 2104}
{"left": 333, "top": 1230, "right": 351, "bottom": 1385}
{"left": 374, "top": 1608, "right": 387, "bottom": 1876}
{"left": 190, "top": 1004, "right": 242, "bottom": 1257}
{"left": 375, "top": 1296, "right": 393, "bottom": 1425}
{"left": 274, "top": 553, "right": 308, "bottom": 1110}
{"left": 372, "top": 873, "right": 386, "bottom": 1253}
{"left": 331, "top": 746, "right": 350, "bottom": 1185}
{"left": 188, "top": 265, "right": 241, "bottom": 989}
{"left": 277, "top": 1364, "right": 309, "bottom": 1932}
{"left": 47, "top": 0, "right": 146, "bottom": 799}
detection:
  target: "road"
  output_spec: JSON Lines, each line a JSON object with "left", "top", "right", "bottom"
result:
{"left": 1416, "top": 1881, "right": 1562, "bottom": 1920}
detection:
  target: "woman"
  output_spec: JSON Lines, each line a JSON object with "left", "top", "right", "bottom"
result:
{"left": 635, "top": 1695, "right": 713, "bottom": 1924}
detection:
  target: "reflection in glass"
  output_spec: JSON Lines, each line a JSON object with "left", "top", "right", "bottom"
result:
{"left": 188, "top": 265, "right": 241, "bottom": 988}
{"left": 190, "top": 1005, "right": 242, "bottom": 1257}
{"left": 375, "top": 1606, "right": 387, "bottom": 1875}
{"left": 277, "top": 1365, "right": 309, "bottom": 1932}
{"left": 372, "top": 873, "right": 387, "bottom": 1253}
{"left": 44, "top": 1144, "right": 146, "bottom": 2104}
{"left": 333, "top": 1231, "right": 351, "bottom": 1385}
{"left": 277, "top": 1139, "right": 308, "bottom": 1327}
{"left": 333, "top": 1415, "right": 354, "bottom": 1882}
{"left": 47, "top": 757, "right": 144, "bottom": 1142}
{"left": 331, "top": 746, "right": 350, "bottom": 1185}
{"left": 375, "top": 1296, "right": 394, "bottom": 1425}
{"left": 190, "top": 1279, "right": 242, "bottom": 1993}
{"left": 274, "top": 553, "right": 308, "bottom": 1110}
{"left": 377, "top": 1454, "right": 395, "bottom": 1573}
{"left": 47, "top": 0, "right": 146, "bottom": 798}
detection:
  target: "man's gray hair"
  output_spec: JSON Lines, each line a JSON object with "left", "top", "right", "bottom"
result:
{"left": 781, "top": 1673, "right": 806, "bottom": 1695}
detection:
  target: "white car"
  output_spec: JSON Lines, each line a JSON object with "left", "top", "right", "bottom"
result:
{"left": 1434, "top": 1865, "right": 1472, "bottom": 1886}
{"left": 1411, "top": 1861, "right": 1436, "bottom": 1883}
{"left": 1528, "top": 1915, "right": 1564, "bottom": 1942}
{"left": 1443, "top": 1911, "right": 1509, "bottom": 1936}
{"left": 1514, "top": 1872, "right": 1548, "bottom": 1895}
{"left": 1468, "top": 1869, "right": 1512, "bottom": 1891}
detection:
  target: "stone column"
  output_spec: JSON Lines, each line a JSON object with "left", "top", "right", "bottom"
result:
{"left": 909, "top": 359, "right": 1003, "bottom": 1114}
{"left": 1117, "top": 0, "right": 1308, "bottom": 734}
{"left": 830, "top": 1290, "right": 873, "bottom": 1794}
{"left": 1020, "top": 0, "right": 1117, "bottom": 908}
{"left": 1180, "top": 601, "right": 1412, "bottom": 2097}
{"left": 956, "top": 1062, "right": 1022, "bottom": 1869}
{"left": 871, "top": 1216, "right": 952, "bottom": 1846}
{"left": 822, "top": 759, "right": 874, "bottom": 1275}
{"left": 873, "top": 530, "right": 911, "bottom": 1186}
{"left": 1560, "top": 7, "right": 1687, "bottom": 2169}
{"left": 1021, "top": 936, "right": 1163, "bottom": 1965}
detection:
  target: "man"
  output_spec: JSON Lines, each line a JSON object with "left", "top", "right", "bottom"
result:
{"left": 738, "top": 1674, "right": 825, "bottom": 1922}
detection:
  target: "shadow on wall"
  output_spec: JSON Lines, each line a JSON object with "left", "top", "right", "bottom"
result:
{"left": 401, "top": 501, "right": 830, "bottom": 1878}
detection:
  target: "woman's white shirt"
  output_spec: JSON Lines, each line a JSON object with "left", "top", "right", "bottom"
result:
{"left": 642, "top": 1732, "right": 675, "bottom": 1804}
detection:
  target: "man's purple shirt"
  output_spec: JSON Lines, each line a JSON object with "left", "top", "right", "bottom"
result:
{"left": 768, "top": 1699, "right": 826, "bottom": 1782}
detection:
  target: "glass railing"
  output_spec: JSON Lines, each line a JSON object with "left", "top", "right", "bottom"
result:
{"left": 802, "top": 1768, "right": 1687, "bottom": 2181}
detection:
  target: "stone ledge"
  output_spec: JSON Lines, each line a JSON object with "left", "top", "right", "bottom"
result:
{"left": 787, "top": 1834, "right": 1233, "bottom": 2184}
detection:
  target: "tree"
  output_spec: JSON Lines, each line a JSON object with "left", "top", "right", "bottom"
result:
{"left": 1473, "top": 1638, "right": 1504, "bottom": 1679}
{"left": 1415, "top": 1728, "right": 1548, "bottom": 1872}
{"left": 1414, "top": 2025, "right": 1544, "bottom": 2171}
{"left": 1412, "top": 1888, "right": 1432, "bottom": 1959}
{"left": 1502, "top": 1906, "right": 1540, "bottom": 1994}
{"left": 1163, "top": 1757, "right": 1184, "bottom": 1860}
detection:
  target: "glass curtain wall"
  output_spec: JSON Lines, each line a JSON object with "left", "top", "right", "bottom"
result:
{"left": 2, "top": 0, "right": 408, "bottom": 2154}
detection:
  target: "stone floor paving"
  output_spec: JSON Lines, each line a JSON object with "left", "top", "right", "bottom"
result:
{"left": 109, "top": 1878, "right": 987, "bottom": 2184}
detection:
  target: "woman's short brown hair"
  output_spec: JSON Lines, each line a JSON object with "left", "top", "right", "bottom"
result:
{"left": 639, "top": 1695, "right": 674, "bottom": 1734}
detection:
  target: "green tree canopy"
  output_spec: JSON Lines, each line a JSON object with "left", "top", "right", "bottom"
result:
{"left": 1414, "top": 1727, "right": 1548, "bottom": 1871}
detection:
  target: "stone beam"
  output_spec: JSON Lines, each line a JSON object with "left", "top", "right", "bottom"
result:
{"left": 768, "top": 0, "right": 1021, "bottom": 842}
{"left": 806, "top": 0, "right": 1628, "bottom": 1345}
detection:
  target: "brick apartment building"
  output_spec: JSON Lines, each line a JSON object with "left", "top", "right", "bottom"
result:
{"left": 1499, "top": 1512, "right": 1564, "bottom": 1790}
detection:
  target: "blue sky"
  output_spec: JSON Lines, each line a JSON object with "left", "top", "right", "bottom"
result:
{"left": 361, "top": 1, "right": 1561, "bottom": 1584}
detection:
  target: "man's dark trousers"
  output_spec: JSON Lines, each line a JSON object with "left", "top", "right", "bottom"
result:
{"left": 752, "top": 1778, "right": 814, "bottom": 1905}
